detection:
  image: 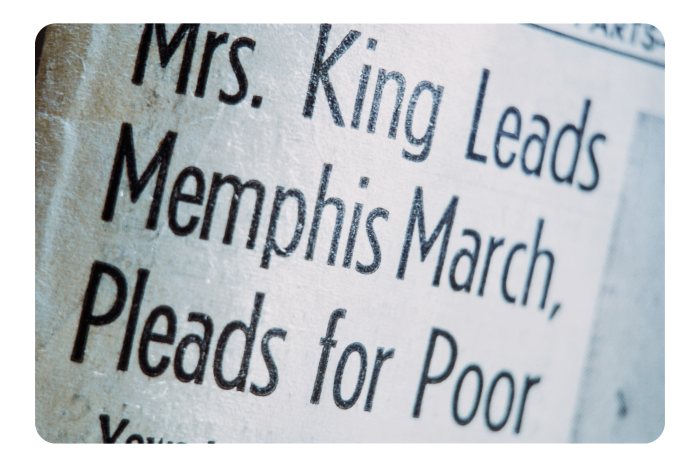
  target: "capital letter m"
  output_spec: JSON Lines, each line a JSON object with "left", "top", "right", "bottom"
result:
{"left": 102, "top": 122, "right": 177, "bottom": 230}
{"left": 131, "top": 24, "right": 200, "bottom": 95}
{"left": 396, "top": 187, "right": 459, "bottom": 287}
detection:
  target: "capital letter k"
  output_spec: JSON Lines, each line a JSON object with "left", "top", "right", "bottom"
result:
{"left": 302, "top": 24, "right": 361, "bottom": 127}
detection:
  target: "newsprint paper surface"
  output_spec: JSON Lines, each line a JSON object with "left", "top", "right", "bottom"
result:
{"left": 35, "top": 23, "right": 664, "bottom": 443}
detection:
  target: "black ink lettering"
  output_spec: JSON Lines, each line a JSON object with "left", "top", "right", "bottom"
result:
{"left": 99, "top": 414, "right": 130, "bottom": 444}
{"left": 305, "top": 164, "right": 345, "bottom": 265}
{"left": 494, "top": 107, "right": 521, "bottom": 168}
{"left": 195, "top": 31, "right": 230, "bottom": 98}
{"left": 630, "top": 23, "right": 640, "bottom": 45}
{"left": 364, "top": 347, "right": 394, "bottom": 412}
{"left": 449, "top": 229, "right": 481, "bottom": 292}
{"left": 219, "top": 37, "right": 256, "bottom": 105}
{"left": 213, "top": 292, "right": 263, "bottom": 391}
{"left": 333, "top": 342, "right": 368, "bottom": 410}
{"left": 302, "top": 24, "right": 361, "bottom": 127}
{"left": 590, "top": 23, "right": 609, "bottom": 36}
{"left": 260, "top": 187, "right": 306, "bottom": 269}
{"left": 465, "top": 69, "right": 490, "bottom": 163}
{"left": 342, "top": 203, "right": 363, "bottom": 268}
{"left": 578, "top": 134, "right": 605, "bottom": 191}
{"left": 514, "top": 375, "right": 541, "bottom": 434}
{"left": 310, "top": 309, "right": 346, "bottom": 404}
{"left": 521, "top": 115, "right": 550, "bottom": 176}
{"left": 452, "top": 364, "right": 483, "bottom": 426}
{"left": 117, "top": 269, "right": 150, "bottom": 371}
{"left": 132, "top": 24, "right": 200, "bottom": 94}
{"left": 126, "top": 434, "right": 144, "bottom": 444}
{"left": 355, "top": 207, "right": 389, "bottom": 275}
{"left": 642, "top": 24, "right": 655, "bottom": 50}
{"left": 173, "top": 312, "right": 213, "bottom": 384}
{"left": 521, "top": 219, "right": 554, "bottom": 309}
{"left": 397, "top": 187, "right": 458, "bottom": 287}
{"left": 71, "top": 261, "right": 128, "bottom": 363}
{"left": 102, "top": 122, "right": 177, "bottom": 230}
{"left": 551, "top": 99, "right": 591, "bottom": 184}
{"left": 502, "top": 243, "right": 527, "bottom": 304}
{"left": 168, "top": 167, "right": 205, "bottom": 237}
{"left": 412, "top": 328, "right": 458, "bottom": 418}
{"left": 485, "top": 371, "right": 515, "bottom": 432}
{"left": 351, "top": 65, "right": 372, "bottom": 129}
{"left": 139, "top": 305, "right": 177, "bottom": 377}
{"left": 199, "top": 173, "right": 265, "bottom": 247}
{"left": 250, "top": 328, "right": 287, "bottom": 397}
{"left": 477, "top": 236, "right": 505, "bottom": 297}
{"left": 138, "top": 305, "right": 177, "bottom": 377}
{"left": 403, "top": 81, "right": 444, "bottom": 162}
{"left": 613, "top": 24, "right": 625, "bottom": 40}
{"left": 367, "top": 69, "right": 406, "bottom": 139}
{"left": 549, "top": 303, "right": 561, "bottom": 320}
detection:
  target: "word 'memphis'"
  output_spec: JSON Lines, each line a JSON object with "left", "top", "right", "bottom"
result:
{"left": 101, "top": 122, "right": 558, "bottom": 314}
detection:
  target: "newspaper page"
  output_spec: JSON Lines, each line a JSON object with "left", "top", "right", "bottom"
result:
{"left": 35, "top": 23, "right": 664, "bottom": 443}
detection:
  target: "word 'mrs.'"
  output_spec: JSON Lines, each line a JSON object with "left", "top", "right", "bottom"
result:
{"left": 131, "top": 24, "right": 263, "bottom": 108}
